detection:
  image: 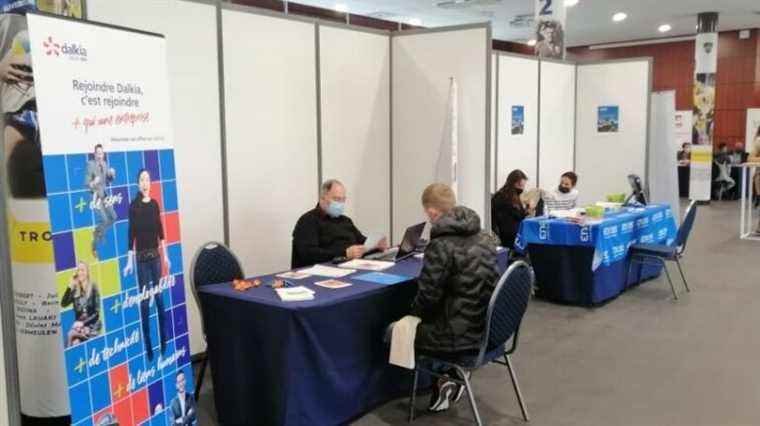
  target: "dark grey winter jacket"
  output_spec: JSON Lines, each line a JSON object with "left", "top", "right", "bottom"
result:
{"left": 411, "top": 206, "right": 500, "bottom": 354}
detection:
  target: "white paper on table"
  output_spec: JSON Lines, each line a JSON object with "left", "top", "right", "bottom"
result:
{"left": 300, "top": 264, "right": 356, "bottom": 278}
{"left": 276, "top": 271, "right": 312, "bottom": 280}
{"left": 338, "top": 259, "right": 394, "bottom": 271}
{"left": 275, "top": 286, "right": 315, "bottom": 302}
{"left": 363, "top": 233, "right": 386, "bottom": 251}
{"left": 314, "top": 279, "right": 353, "bottom": 289}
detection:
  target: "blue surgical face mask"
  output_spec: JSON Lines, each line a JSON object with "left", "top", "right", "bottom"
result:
{"left": 326, "top": 201, "right": 345, "bottom": 218}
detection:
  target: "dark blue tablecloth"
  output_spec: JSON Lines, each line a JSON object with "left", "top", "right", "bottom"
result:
{"left": 515, "top": 205, "right": 678, "bottom": 306}
{"left": 199, "top": 252, "right": 508, "bottom": 425}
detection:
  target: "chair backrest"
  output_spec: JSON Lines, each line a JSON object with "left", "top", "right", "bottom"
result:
{"left": 476, "top": 260, "right": 534, "bottom": 365}
{"left": 190, "top": 241, "right": 245, "bottom": 336}
{"left": 674, "top": 201, "right": 698, "bottom": 255}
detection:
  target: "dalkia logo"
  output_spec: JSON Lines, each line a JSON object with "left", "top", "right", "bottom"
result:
{"left": 42, "top": 36, "right": 87, "bottom": 61}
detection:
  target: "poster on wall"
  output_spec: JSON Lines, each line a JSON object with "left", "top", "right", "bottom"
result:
{"left": 674, "top": 111, "right": 692, "bottom": 150}
{"left": 27, "top": 13, "right": 195, "bottom": 426}
{"left": 534, "top": 0, "right": 565, "bottom": 59}
{"left": 597, "top": 105, "right": 619, "bottom": 133}
{"left": 1, "top": 0, "right": 85, "bottom": 418}
{"left": 690, "top": 31, "right": 718, "bottom": 200}
{"left": 745, "top": 108, "right": 760, "bottom": 157}
{"left": 511, "top": 105, "right": 524, "bottom": 135}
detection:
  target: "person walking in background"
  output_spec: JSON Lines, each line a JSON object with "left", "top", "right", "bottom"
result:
{"left": 86, "top": 144, "right": 117, "bottom": 257}
{"left": 492, "top": 169, "right": 533, "bottom": 249}
{"left": 123, "top": 168, "right": 171, "bottom": 361}
{"left": 61, "top": 261, "right": 102, "bottom": 347}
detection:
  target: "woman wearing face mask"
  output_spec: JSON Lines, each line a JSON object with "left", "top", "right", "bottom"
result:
{"left": 61, "top": 261, "right": 102, "bottom": 347}
{"left": 492, "top": 169, "right": 532, "bottom": 249}
{"left": 122, "top": 168, "right": 170, "bottom": 361}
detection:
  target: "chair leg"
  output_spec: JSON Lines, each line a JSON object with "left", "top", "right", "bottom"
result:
{"left": 675, "top": 258, "right": 690, "bottom": 292}
{"left": 457, "top": 366, "right": 483, "bottom": 426}
{"left": 408, "top": 368, "right": 419, "bottom": 423}
{"left": 660, "top": 259, "right": 678, "bottom": 300}
{"left": 505, "top": 355, "right": 530, "bottom": 422}
{"left": 194, "top": 356, "right": 208, "bottom": 402}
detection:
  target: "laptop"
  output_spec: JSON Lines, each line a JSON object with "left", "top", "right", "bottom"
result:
{"left": 365, "top": 222, "right": 427, "bottom": 262}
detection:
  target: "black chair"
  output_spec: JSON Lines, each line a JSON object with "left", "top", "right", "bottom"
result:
{"left": 189, "top": 241, "right": 245, "bottom": 401}
{"left": 408, "top": 261, "right": 534, "bottom": 425}
{"left": 628, "top": 201, "right": 698, "bottom": 300}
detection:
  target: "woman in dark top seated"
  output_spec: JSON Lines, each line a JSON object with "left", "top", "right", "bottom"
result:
{"left": 491, "top": 169, "right": 533, "bottom": 249}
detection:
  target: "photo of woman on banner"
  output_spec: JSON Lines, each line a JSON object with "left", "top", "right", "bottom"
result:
{"left": 123, "top": 168, "right": 170, "bottom": 361}
{"left": 0, "top": 6, "right": 44, "bottom": 199}
{"left": 87, "top": 143, "right": 117, "bottom": 258}
{"left": 61, "top": 261, "right": 102, "bottom": 347}
{"left": 692, "top": 73, "right": 715, "bottom": 145}
{"left": 36, "top": 0, "right": 84, "bottom": 18}
{"left": 535, "top": 19, "right": 564, "bottom": 59}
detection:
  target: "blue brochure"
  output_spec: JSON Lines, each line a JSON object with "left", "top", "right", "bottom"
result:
{"left": 353, "top": 272, "right": 412, "bottom": 285}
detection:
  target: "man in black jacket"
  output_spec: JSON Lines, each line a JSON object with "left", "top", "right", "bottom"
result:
{"left": 410, "top": 183, "right": 501, "bottom": 412}
{"left": 292, "top": 179, "right": 387, "bottom": 268}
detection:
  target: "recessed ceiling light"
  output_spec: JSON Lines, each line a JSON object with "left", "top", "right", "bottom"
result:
{"left": 527, "top": 39, "right": 537, "bottom": 46}
{"left": 409, "top": 18, "right": 422, "bottom": 26}
{"left": 658, "top": 24, "right": 672, "bottom": 33}
{"left": 612, "top": 12, "right": 627, "bottom": 22}
{"left": 565, "top": 0, "right": 579, "bottom": 7}
{"left": 334, "top": 3, "right": 348, "bottom": 13}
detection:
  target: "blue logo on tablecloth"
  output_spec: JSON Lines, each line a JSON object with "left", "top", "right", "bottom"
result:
{"left": 612, "top": 244, "right": 626, "bottom": 259}
{"left": 657, "top": 227, "right": 668, "bottom": 240}
{"left": 636, "top": 217, "right": 650, "bottom": 229}
{"left": 602, "top": 225, "right": 619, "bottom": 239}
{"left": 539, "top": 221, "right": 550, "bottom": 240}
{"left": 652, "top": 212, "right": 664, "bottom": 223}
{"left": 640, "top": 233, "right": 654, "bottom": 244}
{"left": 580, "top": 225, "right": 590, "bottom": 242}
{"left": 621, "top": 221, "right": 634, "bottom": 234}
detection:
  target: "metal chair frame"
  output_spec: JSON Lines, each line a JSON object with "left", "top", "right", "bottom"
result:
{"left": 627, "top": 201, "right": 697, "bottom": 300}
{"left": 408, "top": 261, "right": 534, "bottom": 425}
{"left": 188, "top": 241, "right": 245, "bottom": 402}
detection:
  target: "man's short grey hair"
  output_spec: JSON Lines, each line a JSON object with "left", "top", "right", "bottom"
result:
{"left": 320, "top": 179, "right": 343, "bottom": 197}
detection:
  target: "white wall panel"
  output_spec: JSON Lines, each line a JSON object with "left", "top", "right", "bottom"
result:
{"left": 539, "top": 60, "right": 576, "bottom": 188}
{"left": 497, "top": 54, "right": 539, "bottom": 190}
{"left": 576, "top": 60, "right": 650, "bottom": 205}
{"left": 490, "top": 54, "right": 498, "bottom": 193}
{"left": 392, "top": 27, "right": 488, "bottom": 241}
{"left": 88, "top": 0, "right": 223, "bottom": 355}
{"left": 320, "top": 26, "right": 390, "bottom": 238}
{"left": 223, "top": 10, "right": 318, "bottom": 275}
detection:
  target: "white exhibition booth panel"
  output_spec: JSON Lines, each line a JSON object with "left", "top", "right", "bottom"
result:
{"left": 88, "top": 0, "right": 224, "bottom": 355}
{"left": 539, "top": 60, "right": 576, "bottom": 188}
{"left": 392, "top": 26, "right": 490, "bottom": 242}
{"left": 649, "top": 91, "right": 680, "bottom": 220}
{"left": 490, "top": 54, "right": 498, "bottom": 192}
{"left": 575, "top": 59, "right": 651, "bottom": 206}
{"left": 496, "top": 54, "right": 538, "bottom": 190}
{"left": 222, "top": 8, "right": 319, "bottom": 276}
{"left": 319, "top": 25, "right": 391, "bottom": 239}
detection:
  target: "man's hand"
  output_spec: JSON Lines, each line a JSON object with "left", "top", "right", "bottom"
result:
{"left": 377, "top": 237, "right": 389, "bottom": 251}
{"left": 0, "top": 55, "right": 32, "bottom": 85}
{"left": 345, "top": 245, "right": 366, "bottom": 260}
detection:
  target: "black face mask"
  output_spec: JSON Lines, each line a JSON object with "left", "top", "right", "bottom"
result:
{"left": 558, "top": 185, "right": 570, "bottom": 194}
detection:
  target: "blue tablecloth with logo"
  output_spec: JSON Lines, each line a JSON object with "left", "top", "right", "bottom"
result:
{"left": 198, "top": 252, "right": 509, "bottom": 426}
{"left": 515, "top": 204, "right": 678, "bottom": 305}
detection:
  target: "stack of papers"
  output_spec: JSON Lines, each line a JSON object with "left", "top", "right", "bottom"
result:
{"left": 300, "top": 264, "right": 355, "bottom": 278}
{"left": 276, "top": 271, "right": 312, "bottom": 280}
{"left": 338, "top": 259, "right": 394, "bottom": 271}
{"left": 275, "top": 286, "right": 315, "bottom": 302}
{"left": 315, "top": 279, "right": 352, "bottom": 289}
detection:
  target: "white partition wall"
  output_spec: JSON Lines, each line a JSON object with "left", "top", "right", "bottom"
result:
{"left": 88, "top": 0, "right": 223, "bottom": 355}
{"left": 490, "top": 54, "right": 498, "bottom": 193}
{"left": 539, "top": 60, "right": 576, "bottom": 187}
{"left": 496, "top": 54, "right": 539, "bottom": 190}
{"left": 392, "top": 26, "right": 490, "bottom": 241}
{"left": 223, "top": 7, "right": 319, "bottom": 275}
{"left": 320, "top": 26, "right": 391, "bottom": 238}
{"left": 575, "top": 59, "right": 651, "bottom": 205}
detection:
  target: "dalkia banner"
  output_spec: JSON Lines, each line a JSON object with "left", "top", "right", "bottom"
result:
{"left": 1, "top": 0, "right": 85, "bottom": 418}
{"left": 26, "top": 13, "right": 195, "bottom": 426}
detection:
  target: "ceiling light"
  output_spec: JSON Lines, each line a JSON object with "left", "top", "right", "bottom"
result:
{"left": 409, "top": 18, "right": 422, "bottom": 26}
{"left": 334, "top": 3, "right": 348, "bottom": 13}
{"left": 658, "top": 24, "right": 672, "bottom": 33}
{"left": 565, "top": 0, "right": 579, "bottom": 7}
{"left": 612, "top": 12, "right": 627, "bottom": 22}
{"left": 527, "top": 39, "right": 537, "bottom": 46}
